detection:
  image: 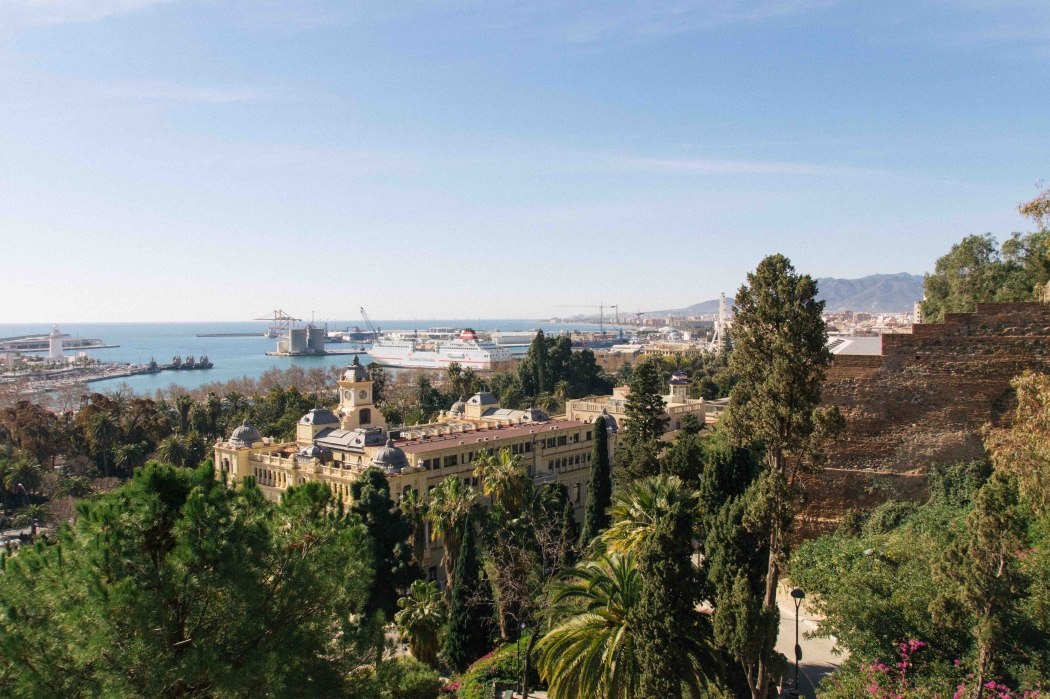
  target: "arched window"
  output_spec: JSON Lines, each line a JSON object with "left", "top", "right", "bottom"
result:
{"left": 359, "top": 408, "right": 371, "bottom": 425}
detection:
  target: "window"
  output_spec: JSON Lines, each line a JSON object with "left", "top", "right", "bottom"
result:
{"left": 422, "top": 459, "right": 431, "bottom": 470}
{"left": 359, "top": 408, "right": 371, "bottom": 425}
{"left": 511, "top": 444, "right": 518, "bottom": 455}
{"left": 472, "top": 477, "right": 478, "bottom": 487}
{"left": 548, "top": 460, "right": 554, "bottom": 471}
{"left": 546, "top": 438, "right": 555, "bottom": 448}
{"left": 443, "top": 455, "right": 459, "bottom": 467}
{"left": 575, "top": 455, "right": 580, "bottom": 465}
{"left": 557, "top": 435, "right": 567, "bottom": 446}
{"left": 575, "top": 483, "right": 581, "bottom": 502}
{"left": 524, "top": 442, "right": 531, "bottom": 452}
{"left": 468, "top": 451, "right": 474, "bottom": 462}
{"left": 464, "top": 478, "right": 470, "bottom": 487}
{"left": 573, "top": 433, "right": 579, "bottom": 443}
{"left": 586, "top": 431, "right": 592, "bottom": 441}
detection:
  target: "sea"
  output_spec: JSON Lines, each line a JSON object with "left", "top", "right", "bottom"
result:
{"left": 0, "top": 320, "right": 626, "bottom": 395}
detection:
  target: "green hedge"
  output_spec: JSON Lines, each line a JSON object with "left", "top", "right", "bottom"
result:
{"left": 455, "top": 635, "right": 540, "bottom": 699}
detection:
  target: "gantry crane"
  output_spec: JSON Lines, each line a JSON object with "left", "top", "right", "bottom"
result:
{"left": 360, "top": 307, "right": 380, "bottom": 343}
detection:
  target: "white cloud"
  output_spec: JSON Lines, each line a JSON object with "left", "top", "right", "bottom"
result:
{"left": 619, "top": 156, "right": 870, "bottom": 177}
{"left": 0, "top": 0, "right": 173, "bottom": 27}
{"left": 93, "top": 80, "right": 271, "bottom": 104}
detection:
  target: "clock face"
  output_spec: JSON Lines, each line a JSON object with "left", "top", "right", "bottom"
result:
{"left": 359, "top": 390, "right": 368, "bottom": 400}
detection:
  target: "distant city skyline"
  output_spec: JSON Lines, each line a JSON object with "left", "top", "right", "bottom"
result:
{"left": 1, "top": 0, "right": 1047, "bottom": 322}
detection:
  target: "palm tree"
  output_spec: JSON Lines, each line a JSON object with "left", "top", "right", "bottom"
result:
{"left": 554, "top": 380, "right": 572, "bottom": 401}
{"left": 473, "top": 448, "right": 532, "bottom": 516}
{"left": 114, "top": 442, "right": 148, "bottom": 476}
{"left": 13, "top": 503, "right": 49, "bottom": 536}
{"left": 174, "top": 394, "right": 194, "bottom": 435}
{"left": 394, "top": 579, "right": 446, "bottom": 668}
{"left": 3, "top": 458, "right": 43, "bottom": 506}
{"left": 54, "top": 475, "right": 93, "bottom": 499}
{"left": 428, "top": 475, "right": 476, "bottom": 601}
{"left": 535, "top": 554, "right": 643, "bottom": 699}
{"left": 88, "top": 411, "right": 119, "bottom": 478}
{"left": 536, "top": 392, "right": 560, "bottom": 414}
{"left": 205, "top": 392, "right": 222, "bottom": 435}
{"left": 602, "top": 475, "right": 700, "bottom": 555}
{"left": 157, "top": 435, "right": 189, "bottom": 467}
{"left": 400, "top": 489, "right": 430, "bottom": 569}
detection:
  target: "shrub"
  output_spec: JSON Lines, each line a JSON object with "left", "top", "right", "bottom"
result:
{"left": 377, "top": 657, "right": 443, "bottom": 699}
{"left": 864, "top": 500, "right": 920, "bottom": 535}
{"left": 455, "top": 637, "right": 540, "bottom": 699}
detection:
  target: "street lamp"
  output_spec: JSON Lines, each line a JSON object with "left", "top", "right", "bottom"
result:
{"left": 516, "top": 621, "right": 526, "bottom": 696}
{"left": 790, "top": 588, "right": 805, "bottom": 697}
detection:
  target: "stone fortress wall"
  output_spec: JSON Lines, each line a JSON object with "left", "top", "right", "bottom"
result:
{"left": 798, "top": 302, "right": 1050, "bottom": 536}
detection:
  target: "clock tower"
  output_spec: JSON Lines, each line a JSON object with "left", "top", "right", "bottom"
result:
{"left": 338, "top": 356, "right": 386, "bottom": 431}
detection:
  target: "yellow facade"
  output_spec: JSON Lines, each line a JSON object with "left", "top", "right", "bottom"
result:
{"left": 213, "top": 379, "right": 615, "bottom": 588}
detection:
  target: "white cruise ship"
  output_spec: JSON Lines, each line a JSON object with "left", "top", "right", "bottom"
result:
{"left": 367, "top": 329, "right": 512, "bottom": 369}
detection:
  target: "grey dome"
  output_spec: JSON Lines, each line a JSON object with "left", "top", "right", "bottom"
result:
{"left": 598, "top": 408, "right": 618, "bottom": 433}
{"left": 467, "top": 391, "right": 498, "bottom": 406}
{"left": 669, "top": 370, "right": 689, "bottom": 386}
{"left": 300, "top": 408, "right": 340, "bottom": 426}
{"left": 230, "top": 421, "right": 262, "bottom": 447}
{"left": 298, "top": 444, "right": 332, "bottom": 461}
{"left": 449, "top": 400, "right": 467, "bottom": 416}
{"left": 371, "top": 438, "right": 409, "bottom": 474}
{"left": 343, "top": 356, "right": 368, "bottom": 382}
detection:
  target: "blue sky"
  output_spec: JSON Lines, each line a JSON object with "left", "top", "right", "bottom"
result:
{"left": 1, "top": 0, "right": 1047, "bottom": 322}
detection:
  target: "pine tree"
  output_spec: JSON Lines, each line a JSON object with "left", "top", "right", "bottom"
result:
{"left": 580, "top": 415, "right": 612, "bottom": 547}
{"left": 633, "top": 501, "right": 708, "bottom": 699}
{"left": 720, "top": 253, "right": 842, "bottom": 699}
{"left": 442, "top": 514, "right": 492, "bottom": 672}
{"left": 350, "top": 467, "right": 419, "bottom": 621}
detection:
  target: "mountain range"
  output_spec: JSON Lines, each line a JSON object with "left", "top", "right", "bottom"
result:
{"left": 651, "top": 273, "right": 925, "bottom": 315}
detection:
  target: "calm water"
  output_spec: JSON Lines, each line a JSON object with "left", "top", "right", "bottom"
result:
{"left": 0, "top": 320, "right": 626, "bottom": 395}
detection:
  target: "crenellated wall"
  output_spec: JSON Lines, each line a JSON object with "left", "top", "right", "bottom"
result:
{"left": 798, "top": 302, "right": 1050, "bottom": 537}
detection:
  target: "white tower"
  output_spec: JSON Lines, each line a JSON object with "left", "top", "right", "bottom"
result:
{"left": 48, "top": 325, "right": 63, "bottom": 361}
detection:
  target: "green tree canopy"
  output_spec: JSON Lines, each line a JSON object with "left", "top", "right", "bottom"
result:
{"left": 0, "top": 461, "right": 380, "bottom": 698}
{"left": 350, "top": 466, "right": 420, "bottom": 621}
{"left": 580, "top": 415, "right": 612, "bottom": 549}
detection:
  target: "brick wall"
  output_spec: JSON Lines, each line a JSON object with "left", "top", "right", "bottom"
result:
{"left": 798, "top": 302, "right": 1050, "bottom": 536}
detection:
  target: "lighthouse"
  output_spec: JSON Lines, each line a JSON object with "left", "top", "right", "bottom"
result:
{"left": 48, "top": 325, "right": 63, "bottom": 362}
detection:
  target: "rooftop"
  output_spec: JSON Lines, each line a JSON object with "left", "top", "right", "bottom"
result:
{"left": 395, "top": 419, "right": 591, "bottom": 455}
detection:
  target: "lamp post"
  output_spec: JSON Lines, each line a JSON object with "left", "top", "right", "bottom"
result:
{"left": 516, "top": 621, "right": 525, "bottom": 695}
{"left": 790, "top": 588, "right": 805, "bottom": 697}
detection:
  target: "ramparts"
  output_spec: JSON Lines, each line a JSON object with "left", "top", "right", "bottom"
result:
{"left": 799, "top": 302, "right": 1050, "bottom": 536}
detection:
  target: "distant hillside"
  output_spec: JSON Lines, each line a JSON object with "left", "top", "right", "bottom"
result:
{"left": 650, "top": 273, "right": 925, "bottom": 315}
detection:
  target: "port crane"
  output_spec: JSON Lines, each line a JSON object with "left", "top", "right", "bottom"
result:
{"left": 360, "top": 307, "right": 380, "bottom": 343}
{"left": 254, "top": 310, "right": 300, "bottom": 339}
{"left": 554, "top": 303, "right": 618, "bottom": 337}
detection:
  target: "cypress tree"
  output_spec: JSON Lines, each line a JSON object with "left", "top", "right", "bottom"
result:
{"left": 634, "top": 501, "right": 703, "bottom": 699}
{"left": 624, "top": 360, "right": 668, "bottom": 442}
{"left": 560, "top": 498, "right": 579, "bottom": 568}
{"left": 580, "top": 415, "right": 612, "bottom": 548}
{"left": 442, "top": 514, "right": 491, "bottom": 672}
{"left": 350, "top": 467, "right": 418, "bottom": 621}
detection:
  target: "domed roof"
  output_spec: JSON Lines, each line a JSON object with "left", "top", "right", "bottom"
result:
{"left": 297, "top": 444, "right": 332, "bottom": 461}
{"left": 300, "top": 408, "right": 340, "bottom": 426}
{"left": 467, "top": 391, "right": 498, "bottom": 406}
{"left": 230, "top": 420, "right": 262, "bottom": 447}
{"left": 669, "top": 370, "right": 690, "bottom": 385}
{"left": 371, "top": 438, "right": 409, "bottom": 474}
{"left": 343, "top": 355, "right": 368, "bottom": 382}
{"left": 598, "top": 408, "right": 618, "bottom": 433}
{"left": 449, "top": 400, "right": 467, "bottom": 416}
